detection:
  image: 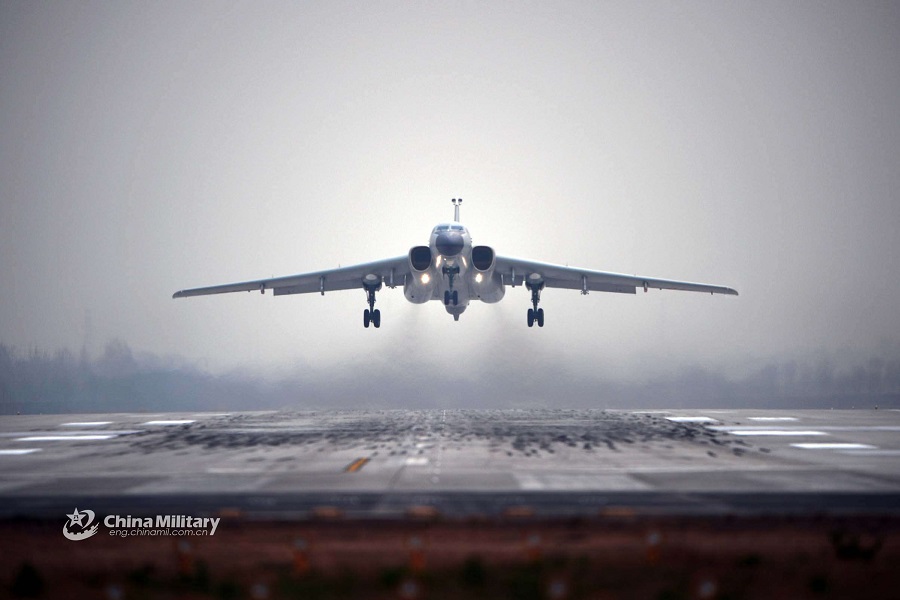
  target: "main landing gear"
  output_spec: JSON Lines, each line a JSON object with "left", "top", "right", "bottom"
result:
{"left": 363, "top": 284, "right": 381, "bottom": 328}
{"left": 526, "top": 281, "right": 544, "bottom": 328}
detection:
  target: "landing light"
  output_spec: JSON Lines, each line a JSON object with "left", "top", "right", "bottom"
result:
{"left": 475, "top": 273, "right": 483, "bottom": 283}
{"left": 421, "top": 273, "right": 430, "bottom": 284}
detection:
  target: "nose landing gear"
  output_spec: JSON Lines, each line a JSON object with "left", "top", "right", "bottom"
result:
{"left": 442, "top": 265, "right": 460, "bottom": 306}
{"left": 363, "top": 282, "right": 381, "bottom": 328}
{"left": 443, "top": 290, "right": 459, "bottom": 306}
{"left": 526, "top": 281, "right": 544, "bottom": 328}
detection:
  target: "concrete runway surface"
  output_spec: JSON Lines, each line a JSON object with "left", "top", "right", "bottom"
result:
{"left": 3, "top": 409, "right": 900, "bottom": 599}
{"left": 1, "top": 408, "right": 898, "bottom": 518}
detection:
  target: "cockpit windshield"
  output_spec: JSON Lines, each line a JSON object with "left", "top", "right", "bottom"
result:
{"left": 433, "top": 224, "right": 466, "bottom": 233}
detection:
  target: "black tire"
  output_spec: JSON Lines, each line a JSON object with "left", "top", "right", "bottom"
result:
{"left": 444, "top": 290, "right": 450, "bottom": 305}
{"left": 363, "top": 309, "right": 370, "bottom": 328}
{"left": 537, "top": 308, "right": 544, "bottom": 327}
{"left": 527, "top": 308, "right": 535, "bottom": 327}
{"left": 452, "top": 290, "right": 458, "bottom": 306}
{"left": 372, "top": 309, "right": 381, "bottom": 328}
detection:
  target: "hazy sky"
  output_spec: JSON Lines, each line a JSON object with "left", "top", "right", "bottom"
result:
{"left": 2, "top": 1, "right": 899, "bottom": 387}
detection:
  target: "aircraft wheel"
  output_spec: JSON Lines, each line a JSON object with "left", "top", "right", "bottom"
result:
{"left": 444, "top": 290, "right": 450, "bottom": 305}
{"left": 452, "top": 290, "right": 458, "bottom": 306}
{"left": 537, "top": 308, "right": 544, "bottom": 327}
{"left": 527, "top": 308, "right": 535, "bottom": 327}
{"left": 372, "top": 309, "right": 381, "bottom": 328}
{"left": 363, "top": 309, "right": 371, "bottom": 328}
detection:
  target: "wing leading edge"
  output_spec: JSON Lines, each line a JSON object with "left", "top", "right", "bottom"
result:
{"left": 172, "top": 256, "right": 410, "bottom": 299}
{"left": 494, "top": 256, "right": 738, "bottom": 296}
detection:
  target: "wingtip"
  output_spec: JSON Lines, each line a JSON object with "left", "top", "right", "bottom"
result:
{"left": 172, "top": 291, "right": 183, "bottom": 299}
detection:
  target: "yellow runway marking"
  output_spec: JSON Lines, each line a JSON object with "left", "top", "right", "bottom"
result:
{"left": 344, "top": 457, "right": 369, "bottom": 473}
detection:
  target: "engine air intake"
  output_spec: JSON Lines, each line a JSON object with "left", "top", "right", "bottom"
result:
{"left": 472, "top": 246, "right": 495, "bottom": 271}
{"left": 409, "top": 246, "right": 432, "bottom": 272}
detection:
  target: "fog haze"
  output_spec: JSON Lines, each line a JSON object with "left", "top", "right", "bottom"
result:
{"left": 2, "top": 2, "right": 899, "bottom": 406}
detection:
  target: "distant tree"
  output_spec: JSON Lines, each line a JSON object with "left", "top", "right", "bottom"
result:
{"left": 96, "top": 339, "right": 137, "bottom": 378}
{"left": 0, "top": 343, "right": 13, "bottom": 412}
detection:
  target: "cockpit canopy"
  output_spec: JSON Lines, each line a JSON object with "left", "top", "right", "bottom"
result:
{"left": 433, "top": 224, "right": 466, "bottom": 234}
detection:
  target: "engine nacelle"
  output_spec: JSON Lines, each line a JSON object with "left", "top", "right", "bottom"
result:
{"left": 470, "top": 245, "right": 505, "bottom": 303}
{"left": 405, "top": 246, "right": 436, "bottom": 304}
{"left": 471, "top": 245, "right": 495, "bottom": 272}
{"left": 408, "top": 246, "right": 432, "bottom": 273}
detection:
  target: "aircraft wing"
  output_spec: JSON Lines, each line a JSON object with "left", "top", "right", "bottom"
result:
{"left": 173, "top": 256, "right": 410, "bottom": 298}
{"left": 494, "top": 256, "right": 738, "bottom": 296}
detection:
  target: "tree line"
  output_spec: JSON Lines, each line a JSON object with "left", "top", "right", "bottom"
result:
{"left": 1, "top": 340, "right": 898, "bottom": 414}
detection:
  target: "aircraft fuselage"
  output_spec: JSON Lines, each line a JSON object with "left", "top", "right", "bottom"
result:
{"left": 430, "top": 222, "right": 473, "bottom": 319}
{"left": 402, "top": 219, "right": 506, "bottom": 321}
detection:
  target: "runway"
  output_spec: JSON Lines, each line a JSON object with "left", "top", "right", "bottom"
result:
{"left": 2, "top": 408, "right": 899, "bottom": 518}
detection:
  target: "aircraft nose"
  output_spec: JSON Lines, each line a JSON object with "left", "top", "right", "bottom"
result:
{"left": 436, "top": 231, "right": 464, "bottom": 256}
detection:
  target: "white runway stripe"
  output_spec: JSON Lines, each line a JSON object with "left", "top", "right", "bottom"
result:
{"left": 723, "top": 430, "right": 827, "bottom": 436}
{"left": 666, "top": 417, "right": 719, "bottom": 423}
{"left": 791, "top": 443, "right": 876, "bottom": 450}
{"left": 15, "top": 435, "right": 117, "bottom": 441}
{"left": 710, "top": 425, "right": 900, "bottom": 432}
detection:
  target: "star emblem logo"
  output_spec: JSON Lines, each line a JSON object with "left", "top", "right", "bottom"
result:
{"left": 67, "top": 508, "right": 86, "bottom": 527}
{"left": 63, "top": 508, "right": 98, "bottom": 541}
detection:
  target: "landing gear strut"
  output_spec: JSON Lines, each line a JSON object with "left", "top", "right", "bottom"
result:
{"left": 363, "top": 284, "right": 381, "bottom": 328}
{"left": 442, "top": 266, "right": 460, "bottom": 306}
{"left": 526, "top": 282, "right": 544, "bottom": 328}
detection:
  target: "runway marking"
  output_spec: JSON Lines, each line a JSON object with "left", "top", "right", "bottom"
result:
{"left": 666, "top": 417, "right": 719, "bottom": 423}
{"left": 142, "top": 420, "right": 196, "bottom": 426}
{"left": 405, "top": 457, "right": 429, "bottom": 466}
{"left": 206, "top": 467, "right": 264, "bottom": 474}
{"left": 714, "top": 425, "right": 900, "bottom": 434}
{"left": 749, "top": 417, "right": 798, "bottom": 421}
{"left": 815, "top": 426, "right": 900, "bottom": 431}
{"left": 516, "top": 474, "right": 544, "bottom": 490}
{"left": 721, "top": 430, "right": 827, "bottom": 436}
{"left": 0, "top": 449, "right": 41, "bottom": 455}
{"left": 15, "top": 435, "right": 118, "bottom": 441}
{"left": 61, "top": 421, "right": 112, "bottom": 426}
{"left": 344, "top": 457, "right": 370, "bottom": 473}
{"left": 791, "top": 443, "right": 876, "bottom": 450}
{"left": 514, "top": 473, "right": 651, "bottom": 491}
{"left": 3, "top": 430, "right": 139, "bottom": 439}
